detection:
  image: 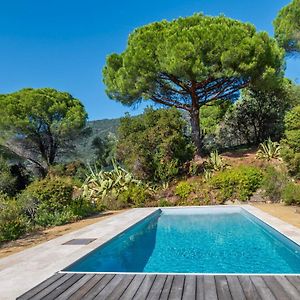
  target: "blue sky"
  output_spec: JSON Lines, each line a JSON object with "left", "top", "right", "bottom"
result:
{"left": 0, "top": 0, "right": 298, "bottom": 120}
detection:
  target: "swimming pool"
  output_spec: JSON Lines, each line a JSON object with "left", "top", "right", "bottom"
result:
{"left": 64, "top": 207, "right": 300, "bottom": 274}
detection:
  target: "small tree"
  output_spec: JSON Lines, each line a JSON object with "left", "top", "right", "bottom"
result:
{"left": 103, "top": 14, "right": 284, "bottom": 158}
{"left": 220, "top": 83, "right": 292, "bottom": 146}
{"left": 274, "top": 0, "right": 300, "bottom": 55}
{"left": 116, "top": 107, "right": 194, "bottom": 182}
{"left": 281, "top": 105, "right": 300, "bottom": 178}
{"left": 0, "top": 88, "right": 87, "bottom": 176}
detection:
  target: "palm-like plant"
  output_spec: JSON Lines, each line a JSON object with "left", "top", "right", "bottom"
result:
{"left": 82, "top": 160, "right": 141, "bottom": 201}
{"left": 256, "top": 138, "right": 281, "bottom": 161}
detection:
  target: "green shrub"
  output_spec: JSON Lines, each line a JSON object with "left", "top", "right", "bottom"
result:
{"left": 117, "top": 185, "right": 151, "bottom": 208}
{"left": 117, "top": 107, "right": 194, "bottom": 182}
{"left": 19, "top": 177, "right": 98, "bottom": 227}
{"left": 282, "top": 182, "right": 300, "bottom": 205}
{"left": 22, "top": 177, "right": 74, "bottom": 213}
{"left": 280, "top": 145, "right": 300, "bottom": 179}
{"left": 154, "top": 158, "right": 179, "bottom": 183}
{"left": 210, "top": 166, "right": 263, "bottom": 201}
{"left": 284, "top": 105, "right": 300, "bottom": 152}
{"left": 262, "top": 166, "right": 289, "bottom": 202}
{"left": 175, "top": 181, "right": 195, "bottom": 200}
{"left": 157, "top": 198, "right": 173, "bottom": 207}
{"left": 69, "top": 197, "right": 98, "bottom": 218}
{"left": 34, "top": 208, "right": 77, "bottom": 227}
{"left": 0, "top": 156, "right": 17, "bottom": 196}
{"left": 48, "top": 161, "right": 87, "bottom": 184}
{"left": 0, "top": 195, "right": 29, "bottom": 242}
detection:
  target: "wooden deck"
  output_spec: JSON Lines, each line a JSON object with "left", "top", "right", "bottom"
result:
{"left": 17, "top": 273, "right": 300, "bottom": 300}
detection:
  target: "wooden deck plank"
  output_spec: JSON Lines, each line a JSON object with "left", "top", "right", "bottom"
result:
{"left": 83, "top": 274, "right": 115, "bottom": 299}
{"left": 203, "top": 275, "right": 218, "bottom": 300}
{"left": 42, "top": 274, "right": 84, "bottom": 300}
{"left": 146, "top": 274, "right": 167, "bottom": 300}
{"left": 69, "top": 274, "right": 104, "bottom": 300}
{"left": 55, "top": 274, "right": 94, "bottom": 300}
{"left": 106, "top": 274, "right": 135, "bottom": 300}
{"left": 17, "top": 274, "right": 300, "bottom": 300}
{"left": 250, "top": 276, "right": 276, "bottom": 300}
{"left": 182, "top": 275, "right": 196, "bottom": 300}
{"left": 159, "top": 275, "right": 174, "bottom": 300}
{"left": 262, "top": 276, "right": 293, "bottom": 300}
{"left": 238, "top": 276, "right": 261, "bottom": 300}
{"left": 168, "top": 275, "right": 185, "bottom": 300}
{"left": 29, "top": 273, "right": 74, "bottom": 300}
{"left": 215, "top": 275, "right": 232, "bottom": 300}
{"left": 196, "top": 276, "right": 204, "bottom": 300}
{"left": 133, "top": 274, "right": 156, "bottom": 300}
{"left": 121, "top": 275, "right": 146, "bottom": 300}
{"left": 17, "top": 273, "right": 65, "bottom": 300}
{"left": 95, "top": 274, "right": 124, "bottom": 299}
{"left": 286, "top": 276, "right": 300, "bottom": 293}
{"left": 274, "top": 276, "right": 300, "bottom": 299}
{"left": 226, "top": 276, "right": 246, "bottom": 300}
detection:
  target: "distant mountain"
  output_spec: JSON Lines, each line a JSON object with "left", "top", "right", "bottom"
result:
{"left": 86, "top": 118, "right": 120, "bottom": 139}
{"left": 67, "top": 118, "right": 120, "bottom": 163}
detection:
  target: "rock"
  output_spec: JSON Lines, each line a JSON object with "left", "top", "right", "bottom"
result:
{"left": 249, "top": 189, "right": 265, "bottom": 202}
{"left": 225, "top": 200, "right": 234, "bottom": 205}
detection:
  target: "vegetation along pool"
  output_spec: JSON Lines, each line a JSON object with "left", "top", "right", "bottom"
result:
{"left": 64, "top": 207, "right": 300, "bottom": 274}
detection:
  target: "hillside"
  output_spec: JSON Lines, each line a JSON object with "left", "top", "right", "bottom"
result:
{"left": 69, "top": 118, "right": 120, "bottom": 163}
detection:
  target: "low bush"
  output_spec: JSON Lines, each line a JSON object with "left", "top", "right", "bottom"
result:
{"left": 0, "top": 156, "right": 17, "bottom": 196}
{"left": 210, "top": 166, "right": 263, "bottom": 202}
{"left": 261, "top": 166, "right": 289, "bottom": 202}
{"left": 0, "top": 194, "right": 29, "bottom": 242}
{"left": 19, "top": 177, "right": 97, "bottom": 228}
{"left": 157, "top": 198, "right": 173, "bottom": 207}
{"left": 117, "top": 185, "right": 151, "bottom": 208}
{"left": 21, "top": 177, "right": 74, "bottom": 213}
{"left": 34, "top": 208, "right": 78, "bottom": 227}
{"left": 175, "top": 181, "right": 195, "bottom": 200}
{"left": 282, "top": 182, "right": 300, "bottom": 205}
{"left": 48, "top": 161, "right": 87, "bottom": 184}
{"left": 280, "top": 145, "right": 300, "bottom": 179}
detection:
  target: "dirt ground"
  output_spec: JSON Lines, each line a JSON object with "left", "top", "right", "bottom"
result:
{"left": 0, "top": 211, "right": 123, "bottom": 259}
{"left": 252, "top": 203, "right": 300, "bottom": 229}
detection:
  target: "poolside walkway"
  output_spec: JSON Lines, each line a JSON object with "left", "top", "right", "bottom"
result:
{"left": 18, "top": 273, "right": 300, "bottom": 300}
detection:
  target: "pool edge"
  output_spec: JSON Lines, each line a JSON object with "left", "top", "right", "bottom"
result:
{"left": 59, "top": 205, "right": 300, "bottom": 276}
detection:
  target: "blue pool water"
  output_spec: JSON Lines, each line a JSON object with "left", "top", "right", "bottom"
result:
{"left": 65, "top": 207, "right": 300, "bottom": 274}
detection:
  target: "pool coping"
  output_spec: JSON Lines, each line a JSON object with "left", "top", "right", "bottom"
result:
{"left": 1, "top": 205, "right": 300, "bottom": 299}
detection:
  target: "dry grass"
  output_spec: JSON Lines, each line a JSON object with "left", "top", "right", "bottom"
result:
{"left": 252, "top": 203, "right": 300, "bottom": 229}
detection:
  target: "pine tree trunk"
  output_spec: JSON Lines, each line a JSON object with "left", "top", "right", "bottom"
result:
{"left": 189, "top": 108, "right": 203, "bottom": 159}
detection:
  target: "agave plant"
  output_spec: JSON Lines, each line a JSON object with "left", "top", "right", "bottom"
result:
{"left": 205, "top": 150, "right": 226, "bottom": 172}
{"left": 256, "top": 138, "right": 281, "bottom": 161}
{"left": 82, "top": 160, "right": 141, "bottom": 201}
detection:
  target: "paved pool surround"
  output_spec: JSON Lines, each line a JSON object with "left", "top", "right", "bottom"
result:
{"left": 1, "top": 205, "right": 300, "bottom": 299}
